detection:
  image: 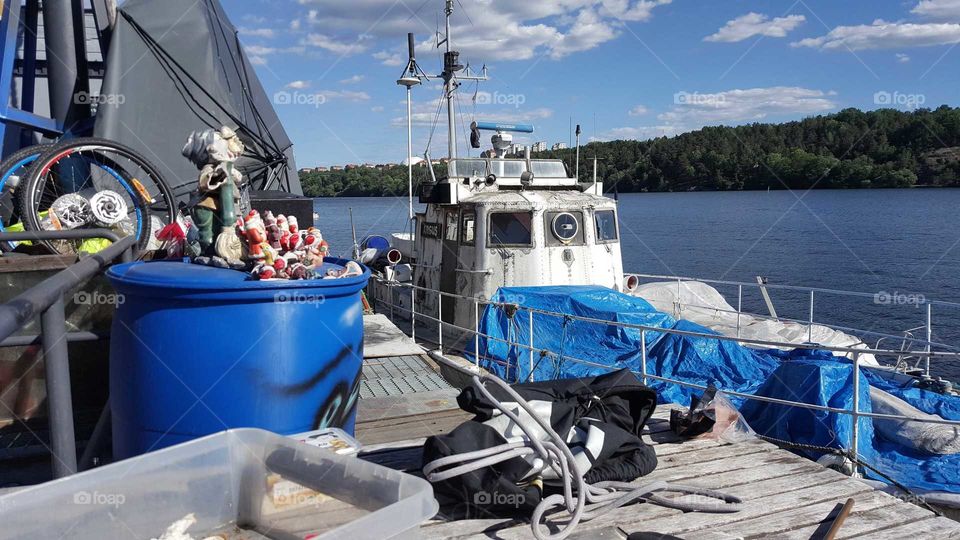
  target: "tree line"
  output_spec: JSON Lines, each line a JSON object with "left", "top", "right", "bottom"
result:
{"left": 301, "top": 106, "right": 960, "bottom": 196}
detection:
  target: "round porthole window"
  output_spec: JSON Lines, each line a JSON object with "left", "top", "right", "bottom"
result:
{"left": 551, "top": 213, "right": 579, "bottom": 243}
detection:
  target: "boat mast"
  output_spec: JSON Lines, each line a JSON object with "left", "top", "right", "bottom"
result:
{"left": 443, "top": 0, "right": 456, "bottom": 159}
{"left": 437, "top": 0, "right": 486, "bottom": 159}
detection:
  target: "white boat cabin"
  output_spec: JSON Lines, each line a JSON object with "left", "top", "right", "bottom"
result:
{"left": 409, "top": 156, "right": 627, "bottom": 341}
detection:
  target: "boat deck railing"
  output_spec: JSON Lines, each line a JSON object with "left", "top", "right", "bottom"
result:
{"left": 0, "top": 230, "right": 136, "bottom": 479}
{"left": 372, "top": 276, "right": 960, "bottom": 474}
{"left": 626, "top": 272, "right": 958, "bottom": 374}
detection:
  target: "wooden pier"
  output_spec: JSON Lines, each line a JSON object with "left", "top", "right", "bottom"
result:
{"left": 354, "top": 317, "right": 960, "bottom": 539}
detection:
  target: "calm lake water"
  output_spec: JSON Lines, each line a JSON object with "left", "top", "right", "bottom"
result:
{"left": 314, "top": 189, "right": 960, "bottom": 379}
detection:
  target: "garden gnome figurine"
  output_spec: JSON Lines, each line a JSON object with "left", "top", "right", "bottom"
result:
{"left": 181, "top": 126, "right": 246, "bottom": 256}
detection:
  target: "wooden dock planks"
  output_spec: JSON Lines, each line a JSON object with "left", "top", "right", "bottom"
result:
{"left": 354, "top": 399, "right": 960, "bottom": 539}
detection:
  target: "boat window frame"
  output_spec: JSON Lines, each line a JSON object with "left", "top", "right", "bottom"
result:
{"left": 544, "top": 210, "right": 585, "bottom": 247}
{"left": 444, "top": 209, "right": 459, "bottom": 242}
{"left": 487, "top": 210, "right": 534, "bottom": 248}
{"left": 461, "top": 209, "right": 476, "bottom": 246}
{"left": 594, "top": 209, "right": 619, "bottom": 244}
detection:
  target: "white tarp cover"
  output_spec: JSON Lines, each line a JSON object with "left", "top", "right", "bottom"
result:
{"left": 634, "top": 281, "right": 878, "bottom": 366}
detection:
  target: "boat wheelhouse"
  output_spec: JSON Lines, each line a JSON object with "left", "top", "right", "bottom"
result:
{"left": 410, "top": 154, "right": 625, "bottom": 338}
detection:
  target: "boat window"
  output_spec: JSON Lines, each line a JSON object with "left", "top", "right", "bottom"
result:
{"left": 489, "top": 212, "right": 533, "bottom": 247}
{"left": 595, "top": 209, "right": 618, "bottom": 243}
{"left": 544, "top": 211, "right": 584, "bottom": 246}
{"left": 530, "top": 160, "right": 569, "bottom": 178}
{"left": 462, "top": 211, "right": 476, "bottom": 245}
{"left": 449, "top": 159, "right": 487, "bottom": 177}
{"left": 489, "top": 160, "right": 527, "bottom": 178}
{"left": 444, "top": 211, "right": 459, "bottom": 242}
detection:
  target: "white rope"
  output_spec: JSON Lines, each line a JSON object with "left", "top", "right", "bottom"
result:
{"left": 422, "top": 373, "right": 743, "bottom": 540}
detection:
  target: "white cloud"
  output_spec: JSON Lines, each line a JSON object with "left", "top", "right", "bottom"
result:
{"left": 591, "top": 125, "right": 679, "bottom": 142}
{"left": 792, "top": 20, "right": 960, "bottom": 50}
{"left": 599, "top": 0, "right": 672, "bottom": 22}
{"left": 705, "top": 13, "right": 805, "bottom": 43}
{"left": 239, "top": 27, "right": 276, "bottom": 39}
{"left": 896, "top": 52, "right": 911, "bottom": 62}
{"left": 550, "top": 8, "right": 619, "bottom": 59}
{"left": 392, "top": 100, "right": 552, "bottom": 127}
{"left": 295, "top": 0, "right": 671, "bottom": 62}
{"left": 628, "top": 105, "right": 648, "bottom": 116}
{"left": 912, "top": 0, "right": 960, "bottom": 20}
{"left": 371, "top": 106, "right": 385, "bottom": 112}
{"left": 303, "top": 33, "right": 371, "bottom": 56}
{"left": 286, "top": 80, "right": 311, "bottom": 89}
{"left": 290, "top": 19, "right": 302, "bottom": 31}
{"left": 373, "top": 50, "right": 404, "bottom": 66}
{"left": 594, "top": 87, "right": 836, "bottom": 142}
{"left": 340, "top": 75, "right": 365, "bottom": 84}
{"left": 318, "top": 90, "right": 371, "bottom": 102}
{"left": 244, "top": 45, "right": 305, "bottom": 60}
{"left": 659, "top": 86, "right": 837, "bottom": 126}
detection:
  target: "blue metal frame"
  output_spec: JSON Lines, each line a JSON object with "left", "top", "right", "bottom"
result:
{"left": 0, "top": 0, "right": 64, "bottom": 154}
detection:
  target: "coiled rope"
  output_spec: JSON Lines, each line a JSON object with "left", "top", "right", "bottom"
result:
{"left": 422, "top": 372, "right": 743, "bottom": 540}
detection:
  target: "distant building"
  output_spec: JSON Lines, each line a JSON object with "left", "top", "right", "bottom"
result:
{"left": 510, "top": 144, "right": 527, "bottom": 155}
{"left": 316, "top": 166, "right": 329, "bottom": 172}
{"left": 532, "top": 141, "right": 547, "bottom": 153}
{"left": 552, "top": 142, "right": 568, "bottom": 150}
{"left": 330, "top": 165, "right": 343, "bottom": 171}
{"left": 298, "top": 167, "right": 315, "bottom": 175}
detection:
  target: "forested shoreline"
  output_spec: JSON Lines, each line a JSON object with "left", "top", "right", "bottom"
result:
{"left": 300, "top": 106, "right": 960, "bottom": 197}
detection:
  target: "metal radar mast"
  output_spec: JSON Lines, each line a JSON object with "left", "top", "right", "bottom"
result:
{"left": 397, "top": 1, "right": 488, "bottom": 219}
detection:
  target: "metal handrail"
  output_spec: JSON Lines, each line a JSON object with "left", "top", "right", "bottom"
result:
{"left": 0, "top": 230, "right": 136, "bottom": 478}
{"left": 393, "top": 278, "right": 960, "bottom": 359}
{"left": 626, "top": 288, "right": 959, "bottom": 354}
{"left": 372, "top": 275, "right": 960, "bottom": 474}
{"left": 627, "top": 272, "right": 960, "bottom": 308}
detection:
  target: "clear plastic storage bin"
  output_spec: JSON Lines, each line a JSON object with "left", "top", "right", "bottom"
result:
{"left": 0, "top": 429, "right": 438, "bottom": 540}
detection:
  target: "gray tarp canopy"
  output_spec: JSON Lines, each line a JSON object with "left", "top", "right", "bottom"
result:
{"left": 94, "top": 0, "right": 301, "bottom": 203}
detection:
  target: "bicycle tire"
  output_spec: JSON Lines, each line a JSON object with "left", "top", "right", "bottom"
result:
{"left": 0, "top": 144, "right": 50, "bottom": 251}
{"left": 17, "top": 137, "right": 176, "bottom": 255}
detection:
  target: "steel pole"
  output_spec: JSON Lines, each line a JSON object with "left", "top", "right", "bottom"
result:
{"left": 410, "top": 286, "right": 416, "bottom": 341}
{"left": 736, "top": 284, "right": 742, "bottom": 338}
{"left": 43, "top": 0, "right": 91, "bottom": 130}
{"left": 926, "top": 303, "right": 932, "bottom": 375}
{"left": 808, "top": 290, "right": 814, "bottom": 343}
{"left": 850, "top": 351, "right": 861, "bottom": 477}
{"left": 474, "top": 297, "right": 480, "bottom": 367}
{"left": 528, "top": 310, "right": 534, "bottom": 382}
{"left": 42, "top": 297, "right": 77, "bottom": 477}
{"left": 406, "top": 85, "right": 415, "bottom": 221}
{"left": 640, "top": 330, "right": 647, "bottom": 386}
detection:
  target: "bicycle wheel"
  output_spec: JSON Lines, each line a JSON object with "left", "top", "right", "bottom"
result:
{"left": 18, "top": 137, "right": 176, "bottom": 255}
{"left": 0, "top": 144, "right": 49, "bottom": 251}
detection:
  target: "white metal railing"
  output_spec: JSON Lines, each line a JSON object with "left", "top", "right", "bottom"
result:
{"left": 371, "top": 276, "right": 960, "bottom": 472}
{"left": 626, "top": 272, "right": 960, "bottom": 367}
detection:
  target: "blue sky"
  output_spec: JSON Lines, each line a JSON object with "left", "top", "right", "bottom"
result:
{"left": 226, "top": 0, "right": 960, "bottom": 167}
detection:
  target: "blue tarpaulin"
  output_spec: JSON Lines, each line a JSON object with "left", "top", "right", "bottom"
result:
{"left": 471, "top": 285, "right": 960, "bottom": 494}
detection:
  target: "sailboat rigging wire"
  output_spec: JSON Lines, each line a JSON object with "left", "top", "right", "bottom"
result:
{"left": 424, "top": 85, "right": 447, "bottom": 154}
{"left": 119, "top": 11, "right": 284, "bottom": 158}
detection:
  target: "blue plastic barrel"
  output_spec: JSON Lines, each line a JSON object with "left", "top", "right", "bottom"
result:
{"left": 106, "top": 259, "right": 370, "bottom": 459}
